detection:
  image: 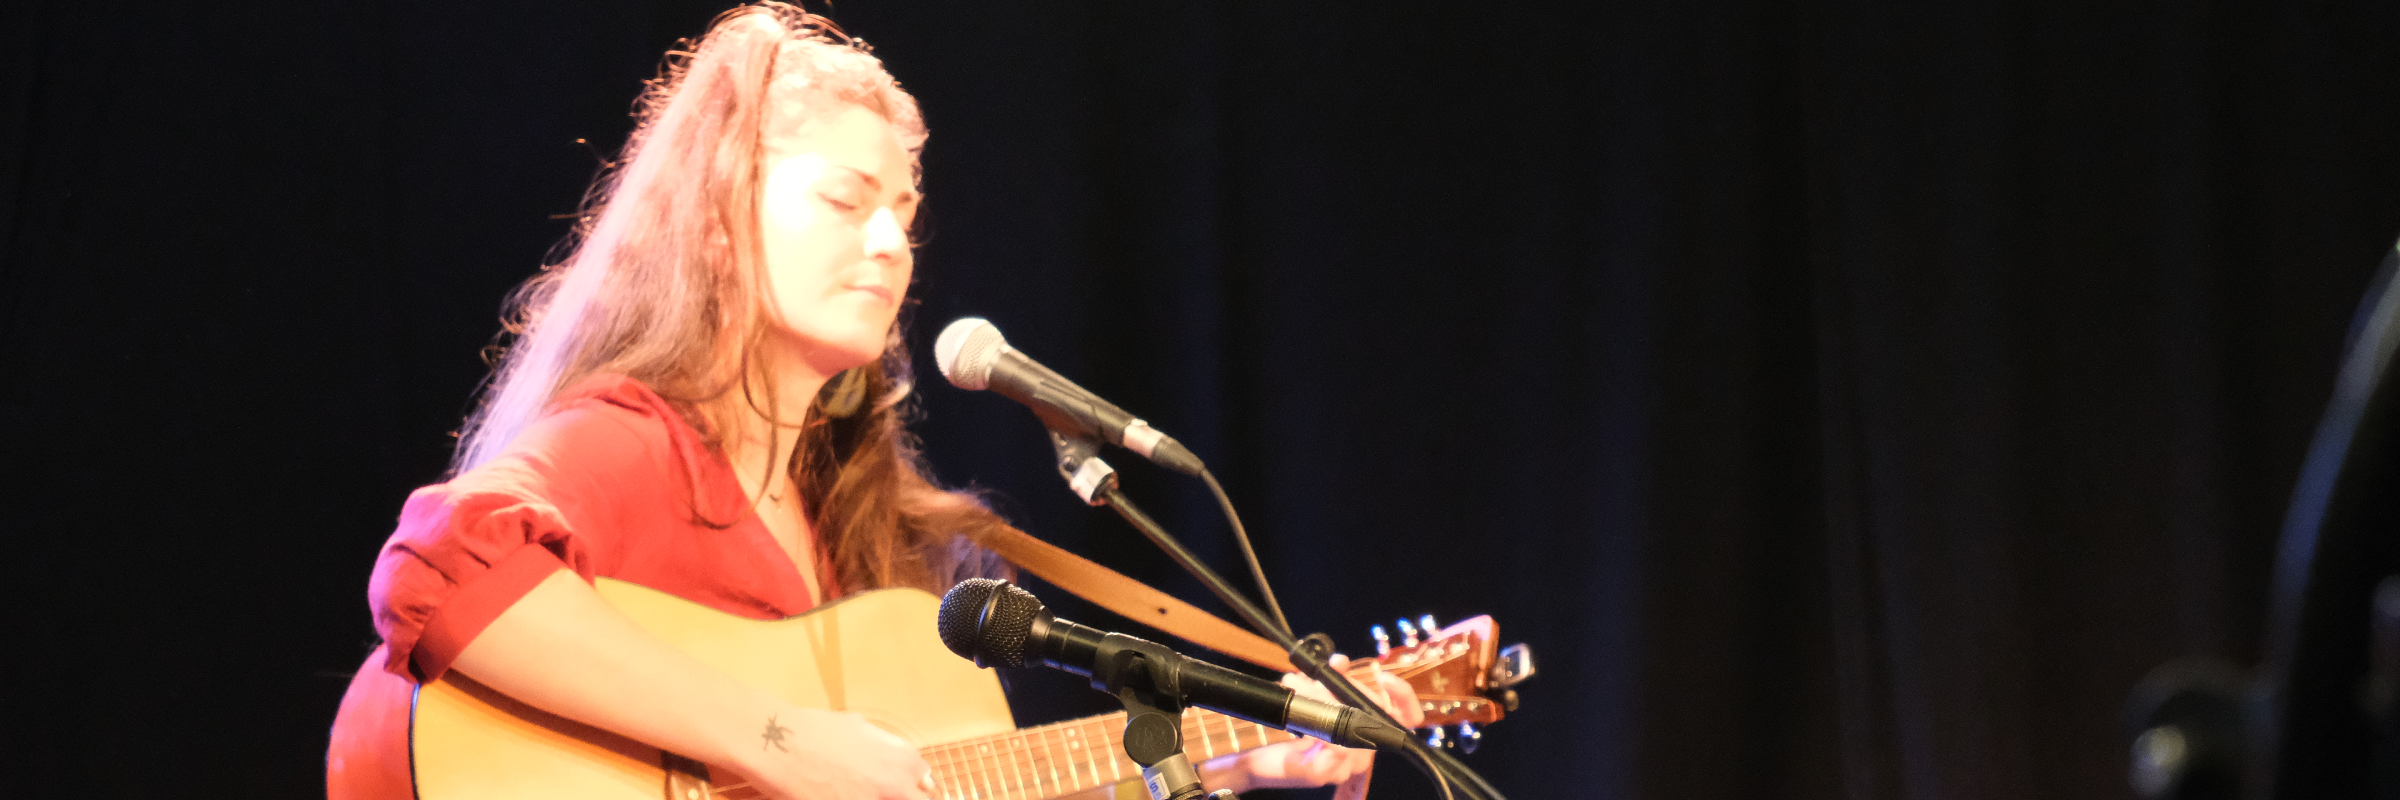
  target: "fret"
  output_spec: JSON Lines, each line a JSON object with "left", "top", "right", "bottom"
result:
{"left": 1056, "top": 724, "right": 1082, "bottom": 791}
{"left": 1080, "top": 718, "right": 1104, "bottom": 785}
{"left": 1021, "top": 725, "right": 1045, "bottom": 798}
{"left": 926, "top": 747, "right": 950, "bottom": 800}
{"left": 999, "top": 737, "right": 1023, "bottom": 800}
{"left": 982, "top": 739, "right": 1007, "bottom": 800}
{"left": 975, "top": 739, "right": 1000, "bottom": 800}
{"left": 1006, "top": 736, "right": 1028, "bottom": 800}
{"left": 1098, "top": 718, "right": 1124, "bottom": 782}
{"left": 1077, "top": 722, "right": 1101, "bottom": 790}
{"left": 1016, "top": 735, "right": 1039, "bottom": 800}
{"left": 938, "top": 760, "right": 960, "bottom": 800}
{"left": 956, "top": 741, "right": 979, "bottom": 800}
{"left": 940, "top": 739, "right": 969, "bottom": 792}
{"left": 1060, "top": 724, "right": 1082, "bottom": 796}
{"left": 1056, "top": 722, "right": 1084, "bottom": 796}
{"left": 1011, "top": 732, "right": 1037, "bottom": 800}
{"left": 1037, "top": 724, "right": 1063, "bottom": 796}
{"left": 1194, "top": 709, "right": 1215, "bottom": 759}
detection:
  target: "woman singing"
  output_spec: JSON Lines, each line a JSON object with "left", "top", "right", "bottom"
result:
{"left": 326, "top": 5, "right": 1417, "bottom": 799}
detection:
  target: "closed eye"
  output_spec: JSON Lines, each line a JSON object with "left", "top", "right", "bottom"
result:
{"left": 816, "top": 192, "right": 861, "bottom": 213}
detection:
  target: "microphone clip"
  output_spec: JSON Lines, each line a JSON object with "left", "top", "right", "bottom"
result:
{"left": 1049, "top": 430, "right": 1118, "bottom": 506}
{"left": 1093, "top": 635, "right": 1206, "bottom": 800}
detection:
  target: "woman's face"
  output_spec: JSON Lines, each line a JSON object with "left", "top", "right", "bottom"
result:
{"left": 757, "top": 103, "right": 919, "bottom": 379}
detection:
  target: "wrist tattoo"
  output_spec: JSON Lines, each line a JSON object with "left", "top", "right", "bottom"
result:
{"left": 762, "top": 714, "right": 793, "bottom": 752}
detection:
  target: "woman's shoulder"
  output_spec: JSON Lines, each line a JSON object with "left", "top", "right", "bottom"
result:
{"left": 536, "top": 373, "right": 696, "bottom": 448}
{"left": 434, "top": 374, "right": 726, "bottom": 507}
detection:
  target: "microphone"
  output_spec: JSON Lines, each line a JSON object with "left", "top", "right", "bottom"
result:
{"left": 933, "top": 318, "right": 1204, "bottom": 476}
{"left": 937, "top": 578, "right": 1410, "bottom": 753}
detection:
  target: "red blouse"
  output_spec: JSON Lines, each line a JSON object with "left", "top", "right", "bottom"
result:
{"left": 328, "top": 374, "right": 829, "bottom": 799}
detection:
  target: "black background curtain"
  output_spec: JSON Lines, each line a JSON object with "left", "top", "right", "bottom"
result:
{"left": 5, "top": 1, "right": 2399, "bottom": 798}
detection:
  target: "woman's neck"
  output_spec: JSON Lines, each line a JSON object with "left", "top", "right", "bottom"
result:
{"left": 718, "top": 336, "right": 836, "bottom": 506}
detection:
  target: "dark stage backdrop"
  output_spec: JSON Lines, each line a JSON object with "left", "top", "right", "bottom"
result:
{"left": 6, "top": 1, "right": 2400, "bottom": 798}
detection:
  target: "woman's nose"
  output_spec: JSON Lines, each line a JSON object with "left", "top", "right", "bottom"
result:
{"left": 863, "top": 207, "right": 906, "bottom": 262}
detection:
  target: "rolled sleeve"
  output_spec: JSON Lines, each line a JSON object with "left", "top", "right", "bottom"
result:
{"left": 368, "top": 485, "right": 588, "bottom": 682}
{"left": 409, "top": 541, "right": 569, "bottom": 681}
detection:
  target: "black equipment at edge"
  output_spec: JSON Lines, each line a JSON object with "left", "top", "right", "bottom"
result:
{"left": 938, "top": 578, "right": 1412, "bottom": 753}
{"left": 2122, "top": 239, "right": 2400, "bottom": 800}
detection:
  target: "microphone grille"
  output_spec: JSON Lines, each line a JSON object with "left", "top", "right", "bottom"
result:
{"left": 937, "top": 578, "right": 1046, "bottom": 668}
{"left": 934, "top": 318, "right": 1007, "bottom": 391}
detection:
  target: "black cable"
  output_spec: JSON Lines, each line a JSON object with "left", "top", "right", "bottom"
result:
{"left": 1187, "top": 475, "right": 1487, "bottom": 798}
{"left": 1407, "top": 741, "right": 1457, "bottom": 800}
{"left": 1200, "top": 469, "right": 1290, "bottom": 638}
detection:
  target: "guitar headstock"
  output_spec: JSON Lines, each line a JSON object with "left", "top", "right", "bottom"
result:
{"left": 1353, "top": 614, "right": 1535, "bottom": 752}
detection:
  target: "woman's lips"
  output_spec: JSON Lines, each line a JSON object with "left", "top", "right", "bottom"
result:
{"left": 848, "top": 285, "right": 896, "bottom": 306}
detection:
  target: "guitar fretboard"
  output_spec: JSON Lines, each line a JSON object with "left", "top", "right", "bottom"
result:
{"left": 922, "top": 707, "right": 1298, "bottom": 800}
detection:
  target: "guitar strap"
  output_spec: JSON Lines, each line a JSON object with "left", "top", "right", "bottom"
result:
{"left": 970, "top": 524, "right": 1291, "bottom": 671}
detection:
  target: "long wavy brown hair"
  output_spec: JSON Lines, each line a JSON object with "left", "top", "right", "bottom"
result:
{"left": 452, "top": 2, "right": 1007, "bottom": 593}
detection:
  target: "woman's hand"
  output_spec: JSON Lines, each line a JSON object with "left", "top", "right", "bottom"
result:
{"left": 723, "top": 707, "right": 932, "bottom": 800}
{"left": 1198, "top": 654, "right": 1426, "bottom": 795}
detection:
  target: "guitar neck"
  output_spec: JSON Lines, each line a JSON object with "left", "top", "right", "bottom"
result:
{"left": 922, "top": 707, "right": 1299, "bottom": 800}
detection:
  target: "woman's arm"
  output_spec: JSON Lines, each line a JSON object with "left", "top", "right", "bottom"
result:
{"left": 449, "top": 569, "right": 930, "bottom": 800}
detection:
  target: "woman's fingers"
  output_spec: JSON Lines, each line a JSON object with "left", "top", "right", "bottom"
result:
{"left": 1291, "top": 740, "right": 1356, "bottom": 785}
{"left": 1376, "top": 668, "right": 1425, "bottom": 727}
{"left": 1332, "top": 765, "right": 1376, "bottom": 800}
{"left": 1229, "top": 655, "right": 1409, "bottom": 792}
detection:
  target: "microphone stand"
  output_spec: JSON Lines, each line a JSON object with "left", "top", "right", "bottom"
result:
{"left": 1045, "top": 432, "right": 1505, "bottom": 800}
{"left": 1047, "top": 432, "right": 1207, "bottom": 800}
{"left": 1109, "top": 673, "right": 1207, "bottom": 800}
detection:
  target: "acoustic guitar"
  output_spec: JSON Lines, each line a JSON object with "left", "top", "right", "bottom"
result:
{"left": 407, "top": 579, "right": 1518, "bottom": 800}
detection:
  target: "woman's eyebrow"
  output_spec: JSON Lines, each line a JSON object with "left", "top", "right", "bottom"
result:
{"left": 832, "top": 164, "right": 917, "bottom": 205}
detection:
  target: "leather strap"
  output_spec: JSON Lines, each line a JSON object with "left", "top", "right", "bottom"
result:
{"left": 971, "top": 525, "right": 1290, "bottom": 671}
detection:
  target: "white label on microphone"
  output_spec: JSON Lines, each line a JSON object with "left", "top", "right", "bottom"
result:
{"left": 1122, "top": 419, "right": 1164, "bottom": 458}
{"left": 1069, "top": 458, "right": 1117, "bottom": 505}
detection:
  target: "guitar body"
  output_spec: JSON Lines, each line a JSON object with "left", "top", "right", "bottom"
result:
{"left": 409, "top": 580, "right": 1015, "bottom": 800}
{"left": 376, "top": 577, "right": 1518, "bottom": 800}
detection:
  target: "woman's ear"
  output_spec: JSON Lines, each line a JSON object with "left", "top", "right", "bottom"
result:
{"left": 815, "top": 366, "right": 868, "bottom": 418}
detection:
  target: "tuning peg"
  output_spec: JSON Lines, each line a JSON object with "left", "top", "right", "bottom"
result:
{"left": 1396, "top": 618, "right": 1421, "bottom": 648}
{"left": 1419, "top": 614, "right": 1439, "bottom": 634}
{"left": 1456, "top": 721, "right": 1481, "bottom": 755}
{"left": 1491, "top": 643, "right": 1536, "bottom": 688}
{"left": 1370, "top": 625, "right": 1391, "bottom": 656}
{"left": 1424, "top": 725, "right": 1449, "bottom": 750}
